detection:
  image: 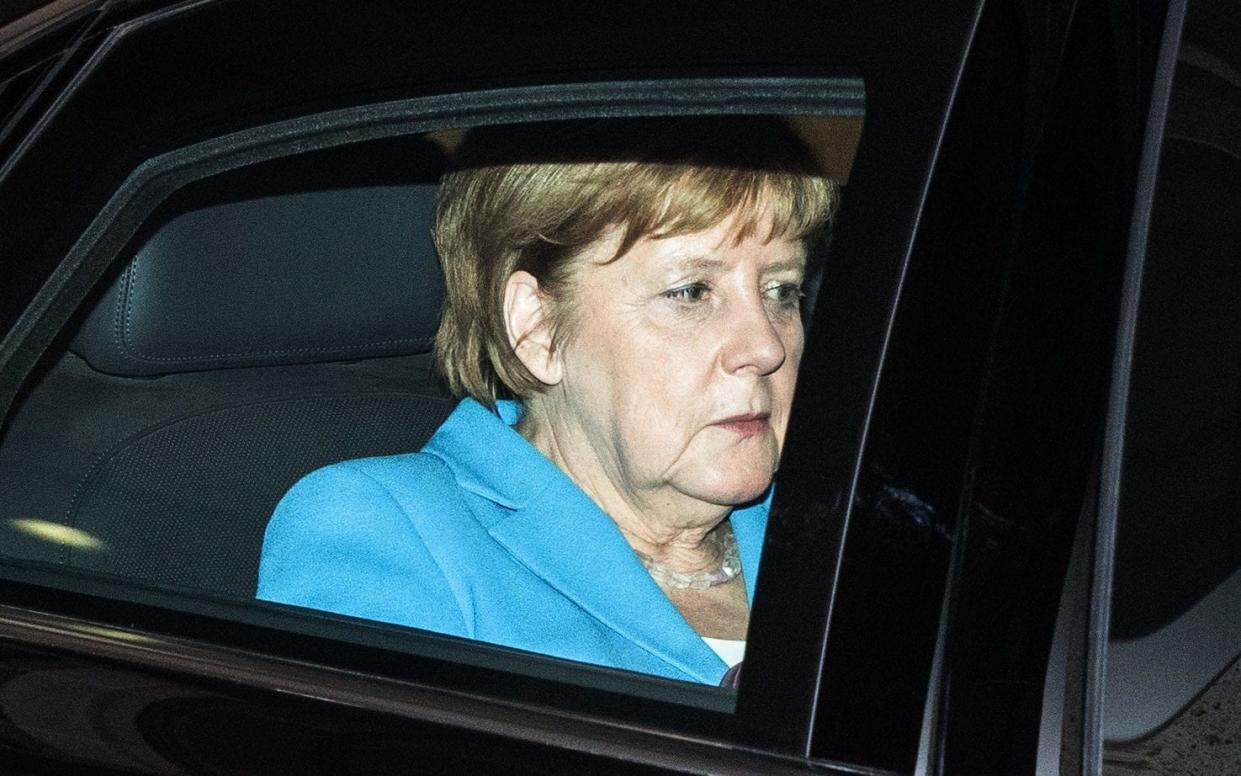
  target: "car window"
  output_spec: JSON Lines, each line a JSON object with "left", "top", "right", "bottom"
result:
{"left": 0, "top": 95, "right": 867, "bottom": 689}
{"left": 1104, "top": 0, "right": 1241, "bottom": 769}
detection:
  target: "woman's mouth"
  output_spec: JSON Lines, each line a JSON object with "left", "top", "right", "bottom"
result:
{"left": 714, "top": 413, "right": 770, "bottom": 438}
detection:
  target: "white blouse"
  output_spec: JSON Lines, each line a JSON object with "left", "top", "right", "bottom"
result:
{"left": 702, "top": 637, "right": 746, "bottom": 668}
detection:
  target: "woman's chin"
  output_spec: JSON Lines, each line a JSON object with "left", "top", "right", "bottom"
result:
{"left": 682, "top": 459, "right": 777, "bottom": 507}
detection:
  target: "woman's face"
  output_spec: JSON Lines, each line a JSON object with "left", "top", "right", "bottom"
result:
{"left": 537, "top": 212, "right": 806, "bottom": 520}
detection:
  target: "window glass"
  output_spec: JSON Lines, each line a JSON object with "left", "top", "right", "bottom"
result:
{"left": 1105, "top": 0, "right": 1241, "bottom": 767}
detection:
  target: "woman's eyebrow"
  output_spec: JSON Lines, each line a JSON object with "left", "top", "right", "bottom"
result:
{"left": 764, "top": 258, "right": 807, "bottom": 275}
{"left": 668, "top": 256, "right": 727, "bottom": 273}
{"left": 665, "top": 256, "right": 806, "bottom": 274}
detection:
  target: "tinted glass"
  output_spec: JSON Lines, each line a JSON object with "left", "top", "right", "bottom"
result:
{"left": 930, "top": 0, "right": 1147, "bottom": 771}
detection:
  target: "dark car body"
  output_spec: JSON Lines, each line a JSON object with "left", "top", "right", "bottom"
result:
{"left": 0, "top": 0, "right": 1237, "bottom": 773}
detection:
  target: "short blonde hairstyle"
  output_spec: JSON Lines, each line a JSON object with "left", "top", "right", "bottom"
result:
{"left": 432, "top": 116, "right": 839, "bottom": 407}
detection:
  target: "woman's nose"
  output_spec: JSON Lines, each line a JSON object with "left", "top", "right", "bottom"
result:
{"left": 720, "top": 295, "right": 788, "bottom": 376}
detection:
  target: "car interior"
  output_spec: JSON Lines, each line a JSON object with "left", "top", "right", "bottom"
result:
{"left": 0, "top": 134, "right": 459, "bottom": 598}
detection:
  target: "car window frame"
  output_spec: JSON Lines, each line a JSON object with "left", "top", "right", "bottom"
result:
{"left": 1087, "top": 0, "right": 1188, "bottom": 770}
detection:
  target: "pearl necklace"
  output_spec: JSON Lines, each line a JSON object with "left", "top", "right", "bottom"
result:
{"left": 634, "top": 528, "right": 741, "bottom": 590}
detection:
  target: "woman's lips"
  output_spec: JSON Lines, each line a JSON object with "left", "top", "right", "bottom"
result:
{"left": 714, "top": 414, "right": 770, "bottom": 438}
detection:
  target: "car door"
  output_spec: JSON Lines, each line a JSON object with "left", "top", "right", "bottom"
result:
{"left": 929, "top": 1, "right": 1241, "bottom": 773}
{"left": 0, "top": 0, "right": 1115, "bottom": 773}
{"left": 893, "top": 1, "right": 1232, "bottom": 774}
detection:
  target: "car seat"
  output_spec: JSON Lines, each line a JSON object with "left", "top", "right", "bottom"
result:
{"left": 0, "top": 137, "right": 456, "bottom": 598}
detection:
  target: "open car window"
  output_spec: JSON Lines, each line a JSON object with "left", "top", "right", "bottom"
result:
{"left": 0, "top": 81, "right": 867, "bottom": 699}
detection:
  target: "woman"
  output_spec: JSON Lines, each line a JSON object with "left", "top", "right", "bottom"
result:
{"left": 257, "top": 116, "right": 838, "bottom": 684}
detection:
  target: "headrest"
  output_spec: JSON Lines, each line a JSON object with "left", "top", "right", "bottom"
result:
{"left": 72, "top": 144, "right": 446, "bottom": 376}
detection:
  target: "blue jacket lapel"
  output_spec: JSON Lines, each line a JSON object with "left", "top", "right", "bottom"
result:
{"left": 487, "top": 482, "right": 724, "bottom": 683}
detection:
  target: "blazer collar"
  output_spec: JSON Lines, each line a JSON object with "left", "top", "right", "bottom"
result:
{"left": 423, "top": 398, "right": 770, "bottom": 683}
{"left": 421, "top": 398, "right": 552, "bottom": 512}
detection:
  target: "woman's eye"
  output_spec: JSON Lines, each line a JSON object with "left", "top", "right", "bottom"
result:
{"left": 663, "top": 283, "right": 710, "bottom": 303}
{"left": 766, "top": 283, "right": 805, "bottom": 307}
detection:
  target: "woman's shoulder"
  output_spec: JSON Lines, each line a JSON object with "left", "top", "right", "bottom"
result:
{"left": 265, "top": 451, "right": 470, "bottom": 545}
{"left": 303, "top": 450, "right": 451, "bottom": 483}
{"left": 258, "top": 451, "right": 476, "bottom": 632}
{"left": 287, "top": 451, "right": 456, "bottom": 503}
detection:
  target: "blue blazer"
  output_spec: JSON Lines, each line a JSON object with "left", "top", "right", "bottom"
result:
{"left": 257, "top": 398, "right": 769, "bottom": 684}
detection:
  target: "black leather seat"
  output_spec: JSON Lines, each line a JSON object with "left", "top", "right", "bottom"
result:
{"left": 0, "top": 138, "right": 456, "bottom": 597}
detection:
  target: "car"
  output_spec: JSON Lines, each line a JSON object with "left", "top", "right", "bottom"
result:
{"left": 0, "top": 0, "right": 1237, "bottom": 773}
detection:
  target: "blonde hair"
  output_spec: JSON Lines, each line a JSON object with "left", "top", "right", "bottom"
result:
{"left": 432, "top": 116, "right": 839, "bottom": 406}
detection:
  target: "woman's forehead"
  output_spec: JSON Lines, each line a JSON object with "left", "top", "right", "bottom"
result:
{"left": 587, "top": 217, "right": 808, "bottom": 272}
{"left": 647, "top": 179, "right": 809, "bottom": 235}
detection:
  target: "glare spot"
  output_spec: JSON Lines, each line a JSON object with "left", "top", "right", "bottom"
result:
{"left": 8, "top": 519, "right": 107, "bottom": 551}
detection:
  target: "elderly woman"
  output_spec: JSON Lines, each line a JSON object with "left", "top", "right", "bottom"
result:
{"left": 257, "top": 116, "right": 837, "bottom": 685}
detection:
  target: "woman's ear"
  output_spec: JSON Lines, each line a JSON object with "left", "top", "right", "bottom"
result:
{"left": 503, "top": 271, "right": 563, "bottom": 386}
